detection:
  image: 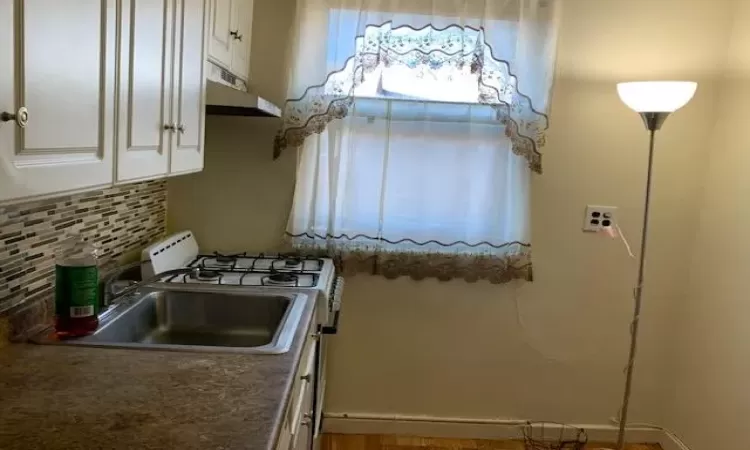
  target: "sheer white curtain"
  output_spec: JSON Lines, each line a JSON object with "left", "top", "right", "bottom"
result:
{"left": 277, "top": 0, "right": 559, "bottom": 283}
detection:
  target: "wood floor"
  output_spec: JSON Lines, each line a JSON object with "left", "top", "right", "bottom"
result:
{"left": 321, "top": 434, "right": 661, "bottom": 450}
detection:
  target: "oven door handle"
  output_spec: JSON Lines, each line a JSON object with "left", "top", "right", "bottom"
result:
{"left": 321, "top": 310, "right": 340, "bottom": 335}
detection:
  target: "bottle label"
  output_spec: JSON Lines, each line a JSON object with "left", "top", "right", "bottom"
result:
{"left": 55, "top": 265, "right": 99, "bottom": 319}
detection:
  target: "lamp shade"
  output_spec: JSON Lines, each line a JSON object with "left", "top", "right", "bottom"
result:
{"left": 617, "top": 81, "right": 697, "bottom": 113}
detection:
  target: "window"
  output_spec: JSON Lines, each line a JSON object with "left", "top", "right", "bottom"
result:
{"left": 291, "top": 20, "right": 525, "bottom": 250}
{"left": 277, "top": 1, "right": 558, "bottom": 283}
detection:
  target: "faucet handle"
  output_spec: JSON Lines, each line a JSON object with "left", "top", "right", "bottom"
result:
{"left": 109, "top": 280, "right": 137, "bottom": 296}
{"left": 102, "top": 261, "right": 144, "bottom": 307}
{"left": 104, "top": 280, "right": 138, "bottom": 307}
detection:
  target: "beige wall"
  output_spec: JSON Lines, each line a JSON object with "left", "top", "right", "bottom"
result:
{"left": 169, "top": 0, "right": 298, "bottom": 252}
{"left": 169, "top": 0, "right": 732, "bottom": 428}
{"left": 664, "top": 1, "right": 750, "bottom": 448}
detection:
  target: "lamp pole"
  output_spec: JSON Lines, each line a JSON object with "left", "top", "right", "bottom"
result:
{"left": 615, "top": 111, "right": 668, "bottom": 450}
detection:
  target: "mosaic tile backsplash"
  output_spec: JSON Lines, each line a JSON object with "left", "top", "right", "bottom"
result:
{"left": 0, "top": 180, "right": 167, "bottom": 315}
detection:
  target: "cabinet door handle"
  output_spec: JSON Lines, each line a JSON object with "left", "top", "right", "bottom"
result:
{"left": 1, "top": 107, "right": 29, "bottom": 128}
{"left": 163, "top": 123, "right": 176, "bottom": 132}
{"left": 229, "top": 30, "right": 243, "bottom": 41}
{"left": 300, "top": 373, "right": 312, "bottom": 382}
{"left": 177, "top": 124, "right": 185, "bottom": 134}
{"left": 301, "top": 418, "right": 311, "bottom": 427}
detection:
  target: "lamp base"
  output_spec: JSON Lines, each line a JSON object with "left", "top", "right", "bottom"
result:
{"left": 639, "top": 112, "right": 670, "bottom": 131}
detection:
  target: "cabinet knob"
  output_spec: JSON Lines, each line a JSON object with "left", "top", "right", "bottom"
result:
{"left": 229, "top": 30, "right": 243, "bottom": 41}
{"left": 300, "top": 373, "right": 312, "bottom": 382}
{"left": 1, "top": 107, "right": 29, "bottom": 128}
{"left": 301, "top": 419, "right": 311, "bottom": 427}
{"left": 177, "top": 124, "right": 185, "bottom": 134}
{"left": 164, "top": 123, "right": 176, "bottom": 132}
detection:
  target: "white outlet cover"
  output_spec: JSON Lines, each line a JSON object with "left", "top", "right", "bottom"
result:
{"left": 584, "top": 205, "right": 617, "bottom": 232}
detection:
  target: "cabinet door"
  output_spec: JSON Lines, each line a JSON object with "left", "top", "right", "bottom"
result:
{"left": 0, "top": 0, "right": 116, "bottom": 203}
{"left": 230, "top": 0, "right": 252, "bottom": 81}
{"left": 170, "top": 0, "right": 206, "bottom": 174}
{"left": 275, "top": 426, "right": 292, "bottom": 450}
{"left": 116, "top": 0, "right": 172, "bottom": 182}
{"left": 293, "top": 382, "right": 314, "bottom": 450}
{"left": 291, "top": 340, "right": 316, "bottom": 450}
{"left": 207, "top": 0, "right": 233, "bottom": 69}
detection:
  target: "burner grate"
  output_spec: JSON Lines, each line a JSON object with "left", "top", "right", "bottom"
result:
{"left": 259, "top": 271, "right": 319, "bottom": 287}
{"left": 164, "top": 254, "right": 327, "bottom": 287}
{"left": 175, "top": 271, "right": 225, "bottom": 284}
{"left": 264, "top": 273, "right": 299, "bottom": 286}
{"left": 190, "top": 254, "right": 324, "bottom": 273}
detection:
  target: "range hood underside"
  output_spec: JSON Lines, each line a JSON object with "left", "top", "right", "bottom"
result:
{"left": 205, "top": 79, "right": 282, "bottom": 118}
{"left": 206, "top": 104, "right": 279, "bottom": 117}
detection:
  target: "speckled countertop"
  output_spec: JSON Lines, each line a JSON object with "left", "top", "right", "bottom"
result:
{"left": 0, "top": 298, "right": 315, "bottom": 450}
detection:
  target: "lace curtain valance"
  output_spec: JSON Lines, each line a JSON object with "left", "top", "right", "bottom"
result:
{"left": 278, "top": 0, "right": 559, "bottom": 283}
{"left": 276, "top": 21, "right": 552, "bottom": 173}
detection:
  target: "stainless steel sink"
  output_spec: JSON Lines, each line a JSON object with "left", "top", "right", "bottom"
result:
{"left": 36, "top": 288, "right": 309, "bottom": 354}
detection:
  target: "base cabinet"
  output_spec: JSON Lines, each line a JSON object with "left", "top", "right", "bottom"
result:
{"left": 277, "top": 329, "right": 317, "bottom": 450}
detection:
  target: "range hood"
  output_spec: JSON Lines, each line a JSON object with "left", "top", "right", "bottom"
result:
{"left": 206, "top": 80, "right": 282, "bottom": 117}
{"left": 204, "top": 62, "right": 281, "bottom": 117}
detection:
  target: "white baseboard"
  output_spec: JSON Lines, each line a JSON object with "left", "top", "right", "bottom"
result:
{"left": 322, "top": 413, "right": 664, "bottom": 447}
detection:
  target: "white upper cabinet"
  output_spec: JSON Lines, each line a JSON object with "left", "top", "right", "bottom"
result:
{"left": 230, "top": 0, "right": 253, "bottom": 80}
{"left": 116, "top": 0, "right": 206, "bottom": 182}
{"left": 116, "top": 0, "right": 173, "bottom": 182}
{"left": 170, "top": 0, "right": 207, "bottom": 174}
{"left": 0, "top": 0, "right": 117, "bottom": 202}
{"left": 207, "top": 0, "right": 253, "bottom": 82}
{"left": 207, "top": 0, "right": 234, "bottom": 70}
{"left": 0, "top": 0, "right": 206, "bottom": 202}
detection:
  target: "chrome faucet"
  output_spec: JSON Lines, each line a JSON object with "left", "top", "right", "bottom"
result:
{"left": 103, "top": 265, "right": 202, "bottom": 307}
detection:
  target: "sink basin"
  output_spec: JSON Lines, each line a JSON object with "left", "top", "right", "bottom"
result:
{"left": 36, "top": 288, "right": 309, "bottom": 354}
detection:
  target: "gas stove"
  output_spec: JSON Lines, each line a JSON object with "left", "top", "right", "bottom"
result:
{"left": 141, "top": 232, "right": 341, "bottom": 324}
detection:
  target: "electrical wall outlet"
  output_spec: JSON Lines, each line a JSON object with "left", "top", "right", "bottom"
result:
{"left": 583, "top": 205, "right": 617, "bottom": 232}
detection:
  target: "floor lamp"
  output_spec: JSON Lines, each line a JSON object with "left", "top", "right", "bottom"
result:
{"left": 614, "top": 81, "right": 697, "bottom": 450}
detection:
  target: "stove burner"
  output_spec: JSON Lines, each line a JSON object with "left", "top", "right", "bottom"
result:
{"left": 190, "top": 270, "right": 221, "bottom": 281}
{"left": 214, "top": 255, "right": 236, "bottom": 265}
{"left": 283, "top": 258, "right": 302, "bottom": 268}
{"left": 266, "top": 273, "right": 298, "bottom": 285}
